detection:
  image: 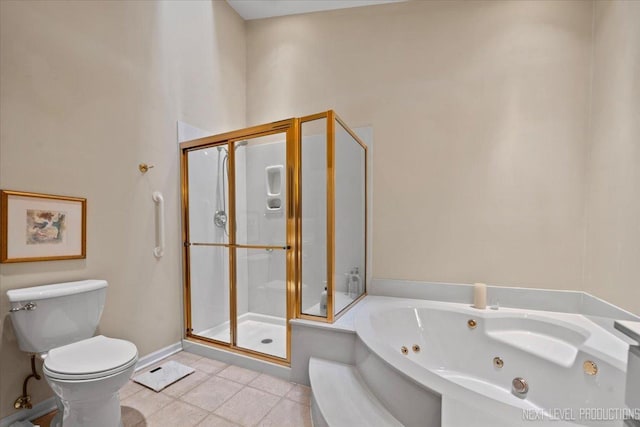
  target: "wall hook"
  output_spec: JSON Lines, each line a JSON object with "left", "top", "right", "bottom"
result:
{"left": 139, "top": 163, "right": 155, "bottom": 173}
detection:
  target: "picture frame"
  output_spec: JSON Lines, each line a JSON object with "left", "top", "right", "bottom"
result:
{"left": 1, "top": 190, "right": 86, "bottom": 263}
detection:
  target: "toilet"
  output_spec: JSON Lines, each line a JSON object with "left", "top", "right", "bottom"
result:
{"left": 7, "top": 280, "right": 138, "bottom": 427}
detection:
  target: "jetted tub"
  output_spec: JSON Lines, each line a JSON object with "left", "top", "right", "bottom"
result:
{"left": 354, "top": 298, "right": 632, "bottom": 427}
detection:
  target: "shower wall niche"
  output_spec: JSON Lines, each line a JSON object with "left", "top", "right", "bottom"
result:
{"left": 180, "top": 110, "right": 367, "bottom": 365}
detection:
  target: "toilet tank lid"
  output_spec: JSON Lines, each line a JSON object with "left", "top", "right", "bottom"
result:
{"left": 7, "top": 280, "right": 108, "bottom": 302}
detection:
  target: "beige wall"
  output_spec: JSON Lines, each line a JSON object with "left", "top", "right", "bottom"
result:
{"left": 1, "top": 0, "right": 638, "bottom": 420}
{"left": 0, "top": 0, "right": 245, "bottom": 418}
{"left": 247, "top": 1, "right": 593, "bottom": 290}
{"left": 584, "top": 1, "right": 640, "bottom": 315}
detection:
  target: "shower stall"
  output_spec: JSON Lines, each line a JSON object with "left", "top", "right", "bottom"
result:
{"left": 180, "top": 110, "right": 367, "bottom": 364}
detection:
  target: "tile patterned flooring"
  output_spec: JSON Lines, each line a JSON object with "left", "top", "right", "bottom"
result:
{"left": 32, "top": 351, "right": 312, "bottom": 427}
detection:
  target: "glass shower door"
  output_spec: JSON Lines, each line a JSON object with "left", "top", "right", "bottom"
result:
{"left": 186, "top": 145, "right": 231, "bottom": 343}
{"left": 231, "top": 132, "right": 292, "bottom": 359}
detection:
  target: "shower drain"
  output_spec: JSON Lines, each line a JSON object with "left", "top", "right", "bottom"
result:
{"left": 261, "top": 338, "right": 273, "bottom": 344}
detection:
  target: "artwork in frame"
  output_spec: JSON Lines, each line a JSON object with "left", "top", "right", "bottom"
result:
{"left": 1, "top": 190, "right": 86, "bottom": 263}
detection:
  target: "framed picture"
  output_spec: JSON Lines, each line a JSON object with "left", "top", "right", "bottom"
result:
{"left": 1, "top": 190, "right": 86, "bottom": 263}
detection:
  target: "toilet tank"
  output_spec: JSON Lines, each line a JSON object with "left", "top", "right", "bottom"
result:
{"left": 7, "top": 280, "right": 107, "bottom": 354}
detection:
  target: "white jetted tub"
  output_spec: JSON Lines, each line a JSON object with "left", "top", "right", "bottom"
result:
{"left": 354, "top": 298, "right": 632, "bottom": 427}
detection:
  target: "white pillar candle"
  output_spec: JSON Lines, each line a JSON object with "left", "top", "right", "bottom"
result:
{"left": 474, "top": 282, "right": 487, "bottom": 309}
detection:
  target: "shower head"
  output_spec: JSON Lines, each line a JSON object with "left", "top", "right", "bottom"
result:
{"left": 215, "top": 141, "right": 247, "bottom": 154}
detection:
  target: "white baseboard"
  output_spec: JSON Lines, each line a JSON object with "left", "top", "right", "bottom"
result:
{"left": 0, "top": 342, "right": 182, "bottom": 427}
{"left": 134, "top": 341, "right": 183, "bottom": 372}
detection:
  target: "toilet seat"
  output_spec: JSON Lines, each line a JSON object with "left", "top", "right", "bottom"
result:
{"left": 44, "top": 335, "right": 138, "bottom": 381}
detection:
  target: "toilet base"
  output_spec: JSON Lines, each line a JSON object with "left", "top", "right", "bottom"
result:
{"left": 43, "top": 348, "right": 137, "bottom": 427}
{"left": 51, "top": 392, "right": 123, "bottom": 427}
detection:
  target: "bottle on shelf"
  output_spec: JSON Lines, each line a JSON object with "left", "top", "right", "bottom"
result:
{"left": 320, "top": 283, "right": 328, "bottom": 316}
{"left": 349, "top": 267, "right": 362, "bottom": 298}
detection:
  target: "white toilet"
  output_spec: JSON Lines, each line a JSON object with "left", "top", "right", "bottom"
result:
{"left": 7, "top": 279, "right": 138, "bottom": 427}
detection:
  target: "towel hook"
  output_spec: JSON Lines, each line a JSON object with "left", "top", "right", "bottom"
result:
{"left": 139, "top": 163, "right": 155, "bottom": 173}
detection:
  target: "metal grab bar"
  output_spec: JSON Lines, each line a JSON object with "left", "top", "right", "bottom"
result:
{"left": 153, "top": 191, "right": 164, "bottom": 258}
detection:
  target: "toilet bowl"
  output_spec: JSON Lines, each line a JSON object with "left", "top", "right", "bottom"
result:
{"left": 44, "top": 335, "right": 138, "bottom": 427}
{"left": 7, "top": 280, "right": 138, "bottom": 427}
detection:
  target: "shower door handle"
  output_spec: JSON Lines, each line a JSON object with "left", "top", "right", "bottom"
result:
{"left": 186, "top": 242, "right": 290, "bottom": 250}
{"left": 266, "top": 245, "right": 291, "bottom": 251}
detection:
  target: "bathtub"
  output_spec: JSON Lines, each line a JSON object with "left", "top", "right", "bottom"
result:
{"left": 354, "top": 298, "right": 631, "bottom": 427}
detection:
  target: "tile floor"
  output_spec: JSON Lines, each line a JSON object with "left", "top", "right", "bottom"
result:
{"left": 32, "top": 351, "right": 312, "bottom": 427}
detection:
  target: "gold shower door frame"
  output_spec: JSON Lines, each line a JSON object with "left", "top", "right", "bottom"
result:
{"left": 296, "top": 111, "right": 368, "bottom": 324}
{"left": 181, "top": 118, "right": 298, "bottom": 366}
{"left": 180, "top": 111, "right": 367, "bottom": 366}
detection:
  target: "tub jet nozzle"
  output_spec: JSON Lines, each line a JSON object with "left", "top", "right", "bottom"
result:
{"left": 512, "top": 377, "right": 529, "bottom": 398}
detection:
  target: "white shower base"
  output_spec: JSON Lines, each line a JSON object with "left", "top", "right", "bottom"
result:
{"left": 195, "top": 312, "right": 286, "bottom": 359}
